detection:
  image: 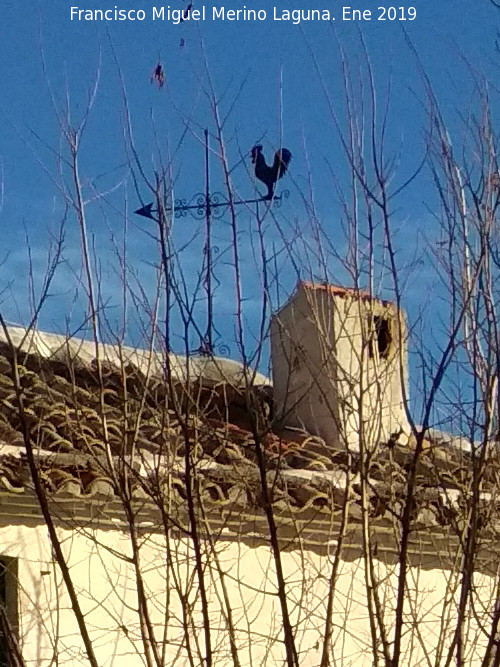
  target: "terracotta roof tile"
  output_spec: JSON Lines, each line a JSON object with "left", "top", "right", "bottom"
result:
{"left": 300, "top": 280, "right": 394, "bottom": 307}
{"left": 0, "top": 326, "right": 494, "bottom": 559}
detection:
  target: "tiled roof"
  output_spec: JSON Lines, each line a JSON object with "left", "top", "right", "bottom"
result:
{"left": 300, "top": 281, "right": 394, "bottom": 307}
{"left": 0, "top": 327, "right": 497, "bottom": 569}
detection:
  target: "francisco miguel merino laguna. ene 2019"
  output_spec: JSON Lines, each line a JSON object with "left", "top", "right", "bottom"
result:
{"left": 70, "top": 6, "right": 336, "bottom": 24}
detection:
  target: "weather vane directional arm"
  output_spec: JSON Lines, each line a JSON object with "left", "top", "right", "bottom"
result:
{"left": 134, "top": 191, "right": 289, "bottom": 220}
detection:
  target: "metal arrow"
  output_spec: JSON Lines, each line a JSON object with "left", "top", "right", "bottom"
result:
{"left": 134, "top": 193, "right": 288, "bottom": 220}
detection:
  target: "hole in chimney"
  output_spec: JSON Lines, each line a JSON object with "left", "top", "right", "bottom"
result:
{"left": 370, "top": 316, "right": 392, "bottom": 359}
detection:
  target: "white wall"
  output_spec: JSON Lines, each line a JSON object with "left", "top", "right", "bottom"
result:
{"left": 0, "top": 523, "right": 494, "bottom": 666}
{"left": 270, "top": 285, "right": 341, "bottom": 446}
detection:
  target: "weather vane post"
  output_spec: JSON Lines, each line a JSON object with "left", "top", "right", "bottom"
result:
{"left": 203, "top": 128, "right": 214, "bottom": 354}
{"left": 135, "top": 134, "right": 291, "bottom": 355}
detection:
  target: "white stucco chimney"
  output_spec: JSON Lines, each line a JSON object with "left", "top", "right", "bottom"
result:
{"left": 270, "top": 282, "right": 409, "bottom": 451}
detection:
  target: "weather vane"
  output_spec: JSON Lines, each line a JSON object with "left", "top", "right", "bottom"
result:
{"left": 135, "top": 129, "right": 292, "bottom": 356}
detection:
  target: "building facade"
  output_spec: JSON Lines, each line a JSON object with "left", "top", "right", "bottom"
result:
{"left": 0, "top": 297, "right": 496, "bottom": 666}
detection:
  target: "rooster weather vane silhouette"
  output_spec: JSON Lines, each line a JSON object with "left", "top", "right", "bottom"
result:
{"left": 251, "top": 145, "right": 292, "bottom": 200}
{"left": 135, "top": 140, "right": 292, "bottom": 221}
{"left": 135, "top": 133, "right": 292, "bottom": 356}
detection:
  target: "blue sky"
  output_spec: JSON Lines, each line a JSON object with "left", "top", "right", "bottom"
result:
{"left": 0, "top": 0, "right": 498, "bottom": 424}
